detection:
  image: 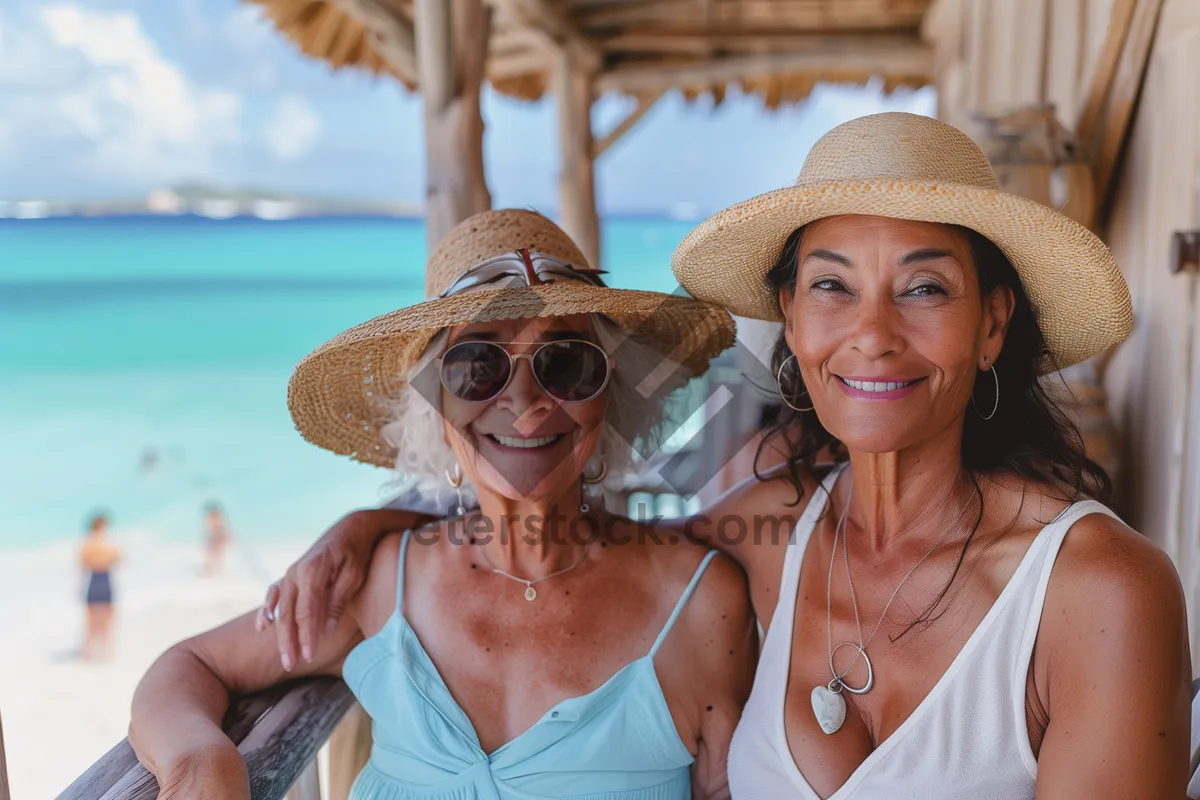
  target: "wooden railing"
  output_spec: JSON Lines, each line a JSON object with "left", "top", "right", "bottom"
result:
{"left": 56, "top": 678, "right": 353, "bottom": 800}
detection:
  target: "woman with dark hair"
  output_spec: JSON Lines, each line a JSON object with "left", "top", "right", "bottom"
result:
{"left": 261, "top": 114, "right": 1191, "bottom": 797}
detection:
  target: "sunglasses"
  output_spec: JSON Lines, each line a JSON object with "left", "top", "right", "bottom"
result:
{"left": 439, "top": 339, "right": 613, "bottom": 404}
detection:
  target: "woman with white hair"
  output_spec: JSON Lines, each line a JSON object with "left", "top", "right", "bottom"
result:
{"left": 128, "top": 209, "right": 757, "bottom": 799}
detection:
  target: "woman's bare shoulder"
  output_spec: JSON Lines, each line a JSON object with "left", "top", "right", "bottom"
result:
{"left": 1052, "top": 510, "right": 1184, "bottom": 611}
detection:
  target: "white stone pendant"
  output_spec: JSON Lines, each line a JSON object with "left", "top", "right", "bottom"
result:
{"left": 524, "top": 585, "right": 537, "bottom": 601}
{"left": 811, "top": 685, "right": 846, "bottom": 735}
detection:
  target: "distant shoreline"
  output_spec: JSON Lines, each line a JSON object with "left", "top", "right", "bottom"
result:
{"left": 0, "top": 212, "right": 702, "bottom": 224}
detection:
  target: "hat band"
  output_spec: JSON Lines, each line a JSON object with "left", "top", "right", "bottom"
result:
{"left": 437, "top": 250, "right": 607, "bottom": 298}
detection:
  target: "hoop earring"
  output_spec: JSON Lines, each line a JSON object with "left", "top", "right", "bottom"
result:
{"left": 580, "top": 456, "right": 607, "bottom": 514}
{"left": 445, "top": 463, "right": 466, "bottom": 515}
{"left": 973, "top": 363, "right": 999, "bottom": 420}
{"left": 776, "top": 354, "right": 814, "bottom": 412}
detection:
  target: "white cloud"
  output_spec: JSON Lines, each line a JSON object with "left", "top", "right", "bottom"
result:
{"left": 263, "top": 95, "right": 321, "bottom": 161}
{"left": 0, "top": 4, "right": 244, "bottom": 187}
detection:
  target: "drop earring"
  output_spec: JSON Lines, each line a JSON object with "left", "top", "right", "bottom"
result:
{"left": 445, "top": 463, "right": 466, "bottom": 515}
{"left": 580, "top": 456, "right": 607, "bottom": 513}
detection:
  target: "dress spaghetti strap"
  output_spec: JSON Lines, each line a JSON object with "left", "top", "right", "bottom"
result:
{"left": 649, "top": 550, "right": 719, "bottom": 656}
{"left": 396, "top": 530, "right": 412, "bottom": 613}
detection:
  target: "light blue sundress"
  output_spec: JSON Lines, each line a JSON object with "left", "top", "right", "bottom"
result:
{"left": 343, "top": 531, "right": 718, "bottom": 800}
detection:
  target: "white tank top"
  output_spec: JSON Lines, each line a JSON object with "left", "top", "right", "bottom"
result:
{"left": 727, "top": 465, "right": 1119, "bottom": 799}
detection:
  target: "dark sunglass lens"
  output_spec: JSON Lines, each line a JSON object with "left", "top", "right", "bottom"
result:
{"left": 533, "top": 341, "right": 609, "bottom": 402}
{"left": 441, "top": 342, "right": 511, "bottom": 402}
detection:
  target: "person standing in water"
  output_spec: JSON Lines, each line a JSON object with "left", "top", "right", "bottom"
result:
{"left": 80, "top": 512, "right": 120, "bottom": 661}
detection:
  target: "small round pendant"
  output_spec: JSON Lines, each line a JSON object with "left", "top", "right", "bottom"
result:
{"left": 524, "top": 585, "right": 537, "bottom": 601}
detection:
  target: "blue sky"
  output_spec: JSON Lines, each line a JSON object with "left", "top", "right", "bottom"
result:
{"left": 0, "top": 0, "right": 936, "bottom": 214}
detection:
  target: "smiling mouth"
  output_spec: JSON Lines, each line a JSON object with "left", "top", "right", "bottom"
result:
{"left": 485, "top": 433, "right": 565, "bottom": 449}
{"left": 837, "top": 377, "right": 922, "bottom": 393}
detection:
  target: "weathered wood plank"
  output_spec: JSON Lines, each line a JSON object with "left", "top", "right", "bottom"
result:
{"left": 284, "top": 759, "right": 321, "bottom": 800}
{"left": 57, "top": 678, "right": 353, "bottom": 800}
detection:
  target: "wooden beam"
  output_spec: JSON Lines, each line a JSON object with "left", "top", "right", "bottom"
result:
{"left": 593, "top": 92, "right": 664, "bottom": 158}
{"left": 331, "top": 0, "right": 419, "bottom": 82}
{"left": 57, "top": 678, "right": 354, "bottom": 800}
{"left": 578, "top": 0, "right": 928, "bottom": 29}
{"left": 1092, "top": 0, "right": 1166, "bottom": 227}
{"left": 598, "top": 29, "right": 928, "bottom": 55}
{"left": 326, "top": 703, "right": 372, "bottom": 800}
{"left": 1074, "top": 0, "right": 1137, "bottom": 145}
{"left": 555, "top": 52, "right": 601, "bottom": 268}
{"left": 488, "top": 48, "right": 547, "bottom": 79}
{"left": 416, "top": 0, "right": 493, "bottom": 251}
{"left": 491, "top": 0, "right": 604, "bottom": 73}
{"left": 595, "top": 38, "right": 932, "bottom": 93}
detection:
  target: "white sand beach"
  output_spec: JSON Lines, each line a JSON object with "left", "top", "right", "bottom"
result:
{"left": 0, "top": 532, "right": 308, "bottom": 799}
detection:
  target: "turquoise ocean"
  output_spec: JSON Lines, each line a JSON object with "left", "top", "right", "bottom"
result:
{"left": 0, "top": 216, "right": 693, "bottom": 550}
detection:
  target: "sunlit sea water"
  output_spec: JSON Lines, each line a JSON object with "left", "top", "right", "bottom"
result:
{"left": 0, "top": 216, "right": 694, "bottom": 549}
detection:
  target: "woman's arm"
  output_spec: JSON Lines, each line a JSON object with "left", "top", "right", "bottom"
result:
{"left": 263, "top": 467, "right": 814, "bottom": 661}
{"left": 654, "top": 552, "right": 757, "bottom": 799}
{"left": 258, "top": 508, "right": 434, "bottom": 666}
{"left": 1034, "top": 515, "right": 1191, "bottom": 799}
{"left": 129, "top": 608, "right": 363, "bottom": 799}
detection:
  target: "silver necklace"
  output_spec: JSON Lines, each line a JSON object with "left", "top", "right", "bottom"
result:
{"left": 477, "top": 543, "right": 592, "bottom": 602}
{"left": 812, "top": 476, "right": 950, "bottom": 735}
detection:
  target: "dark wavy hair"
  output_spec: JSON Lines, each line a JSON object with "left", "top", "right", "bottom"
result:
{"left": 755, "top": 223, "right": 1112, "bottom": 635}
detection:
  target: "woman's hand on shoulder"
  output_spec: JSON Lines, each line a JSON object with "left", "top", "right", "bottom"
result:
{"left": 1036, "top": 512, "right": 1191, "bottom": 799}
{"left": 257, "top": 507, "right": 436, "bottom": 668}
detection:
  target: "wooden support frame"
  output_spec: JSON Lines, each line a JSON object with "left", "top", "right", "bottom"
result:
{"left": 332, "top": 0, "right": 418, "bottom": 83}
{"left": 595, "top": 39, "right": 932, "bottom": 93}
{"left": 1088, "top": 0, "right": 1166, "bottom": 226}
{"left": 491, "top": 0, "right": 604, "bottom": 73}
{"left": 593, "top": 92, "right": 665, "bottom": 159}
{"left": 1075, "top": 0, "right": 1139, "bottom": 146}
{"left": 416, "top": 0, "right": 493, "bottom": 251}
{"left": 555, "top": 51, "right": 601, "bottom": 268}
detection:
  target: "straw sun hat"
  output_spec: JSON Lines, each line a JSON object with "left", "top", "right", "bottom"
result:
{"left": 288, "top": 209, "right": 735, "bottom": 467}
{"left": 672, "top": 112, "right": 1133, "bottom": 372}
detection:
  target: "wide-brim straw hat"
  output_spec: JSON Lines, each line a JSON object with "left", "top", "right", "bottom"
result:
{"left": 288, "top": 209, "right": 735, "bottom": 467}
{"left": 672, "top": 112, "right": 1132, "bottom": 372}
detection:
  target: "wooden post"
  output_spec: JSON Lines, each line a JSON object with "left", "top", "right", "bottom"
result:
{"left": 415, "top": 0, "right": 492, "bottom": 252}
{"left": 325, "top": 701, "right": 373, "bottom": 800}
{"left": 555, "top": 52, "right": 600, "bottom": 268}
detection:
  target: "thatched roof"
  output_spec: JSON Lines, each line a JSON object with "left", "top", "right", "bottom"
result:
{"left": 248, "top": 0, "right": 934, "bottom": 107}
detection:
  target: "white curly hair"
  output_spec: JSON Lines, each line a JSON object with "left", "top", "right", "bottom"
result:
{"left": 377, "top": 315, "right": 694, "bottom": 511}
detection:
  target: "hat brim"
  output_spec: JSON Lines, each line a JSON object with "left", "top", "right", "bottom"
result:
{"left": 287, "top": 283, "right": 735, "bottom": 467}
{"left": 672, "top": 179, "right": 1133, "bottom": 373}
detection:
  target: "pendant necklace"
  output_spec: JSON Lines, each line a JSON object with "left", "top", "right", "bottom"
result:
{"left": 812, "top": 476, "right": 951, "bottom": 735}
{"left": 478, "top": 542, "right": 592, "bottom": 602}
